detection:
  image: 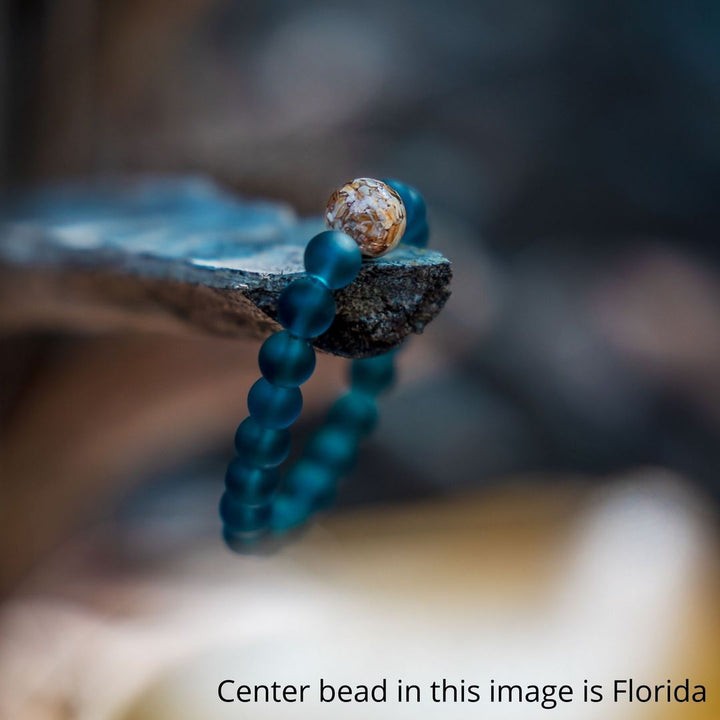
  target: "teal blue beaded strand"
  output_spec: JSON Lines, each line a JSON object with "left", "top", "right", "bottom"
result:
{"left": 269, "top": 351, "right": 396, "bottom": 535}
{"left": 220, "top": 179, "right": 425, "bottom": 550}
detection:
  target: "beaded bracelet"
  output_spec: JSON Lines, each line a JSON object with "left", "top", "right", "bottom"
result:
{"left": 219, "top": 177, "right": 429, "bottom": 551}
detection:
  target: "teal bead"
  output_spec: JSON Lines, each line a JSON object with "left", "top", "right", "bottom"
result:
{"left": 402, "top": 218, "right": 429, "bottom": 248}
{"left": 384, "top": 178, "right": 426, "bottom": 220}
{"left": 271, "top": 493, "right": 312, "bottom": 532}
{"left": 351, "top": 352, "right": 396, "bottom": 395}
{"left": 327, "top": 392, "right": 378, "bottom": 436}
{"left": 383, "top": 178, "right": 428, "bottom": 248}
{"left": 284, "top": 458, "right": 336, "bottom": 508}
{"left": 305, "top": 426, "right": 357, "bottom": 472}
{"left": 278, "top": 276, "right": 336, "bottom": 338}
{"left": 259, "top": 331, "right": 315, "bottom": 387}
{"left": 247, "top": 378, "right": 302, "bottom": 429}
{"left": 219, "top": 492, "right": 272, "bottom": 531}
{"left": 225, "top": 459, "right": 279, "bottom": 505}
{"left": 223, "top": 526, "right": 269, "bottom": 552}
{"left": 234, "top": 417, "right": 290, "bottom": 468}
{"left": 304, "top": 230, "right": 362, "bottom": 290}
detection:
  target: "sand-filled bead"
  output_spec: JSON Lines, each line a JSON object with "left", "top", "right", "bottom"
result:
{"left": 325, "top": 178, "right": 406, "bottom": 257}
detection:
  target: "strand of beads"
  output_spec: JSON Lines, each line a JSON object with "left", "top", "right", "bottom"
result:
{"left": 220, "top": 179, "right": 428, "bottom": 550}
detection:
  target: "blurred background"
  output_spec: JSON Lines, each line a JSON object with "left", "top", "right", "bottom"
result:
{"left": 2, "top": 1, "right": 720, "bottom": 719}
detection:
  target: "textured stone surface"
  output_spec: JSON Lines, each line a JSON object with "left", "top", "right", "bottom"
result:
{"left": 325, "top": 178, "right": 406, "bottom": 257}
{"left": 0, "top": 177, "right": 451, "bottom": 357}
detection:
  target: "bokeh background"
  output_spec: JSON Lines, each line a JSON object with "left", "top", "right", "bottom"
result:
{"left": 2, "top": 1, "right": 720, "bottom": 719}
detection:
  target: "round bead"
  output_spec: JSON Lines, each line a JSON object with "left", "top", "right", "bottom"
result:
{"left": 304, "top": 230, "right": 362, "bottom": 289}
{"left": 234, "top": 417, "right": 291, "bottom": 468}
{"left": 325, "top": 178, "right": 406, "bottom": 257}
{"left": 258, "top": 331, "right": 316, "bottom": 387}
{"left": 327, "top": 391, "right": 378, "bottom": 436}
{"left": 278, "top": 276, "right": 336, "bottom": 338}
{"left": 225, "top": 459, "right": 279, "bottom": 505}
{"left": 351, "top": 353, "right": 396, "bottom": 395}
{"left": 284, "top": 459, "right": 336, "bottom": 508}
{"left": 219, "top": 492, "right": 272, "bottom": 531}
{"left": 402, "top": 219, "right": 429, "bottom": 248}
{"left": 271, "top": 493, "right": 312, "bottom": 533}
{"left": 383, "top": 179, "right": 428, "bottom": 248}
{"left": 223, "top": 526, "right": 269, "bottom": 552}
{"left": 247, "top": 378, "right": 302, "bottom": 429}
{"left": 305, "top": 426, "right": 357, "bottom": 473}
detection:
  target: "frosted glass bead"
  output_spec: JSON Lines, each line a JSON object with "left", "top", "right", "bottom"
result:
{"left": 304, "top": 230, "right": 362, "bottom": 290}
{"left": 225, "top": 459, "right": 279, "bottom": 505}
{"left": 278, "top": 276, "right": 336, "bottom": 338}
{"left": 328, "top": 391, "right": 378, "bottom": 436}
{"left": 384, "top": 178, "right": 428, "bottom": 248}
{"left": 234, "top": 417, "right": 291, "bottom": 468}
{"left": 402, "top": 217, "right": 429, "bottom": 248}
{"left": 284, "top": 459, "right": 336, "bottom": 509}
{"left": 219, "top": 492, "right": 272, "bottom": 531}
{"left": 247, "top": 377, "right": 302, "bottom": 429}
{"left": 259, "top": 331, "right": 315, "bottom": 387}
{"left": 305, "top": 426, "right": 357, "bottom": 473}
{"left": 351, "top": 352, "right": 396, "bottom": 395}
{"left": 223, "top": 526, "right": 268, "bottom": 551}
{"left": 271, "top": 494, "right": 311, "bottom": 532}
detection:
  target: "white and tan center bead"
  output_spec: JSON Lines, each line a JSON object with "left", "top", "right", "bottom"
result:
{"left": 325, "top": 178, "right": 407, "bottom": 258}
